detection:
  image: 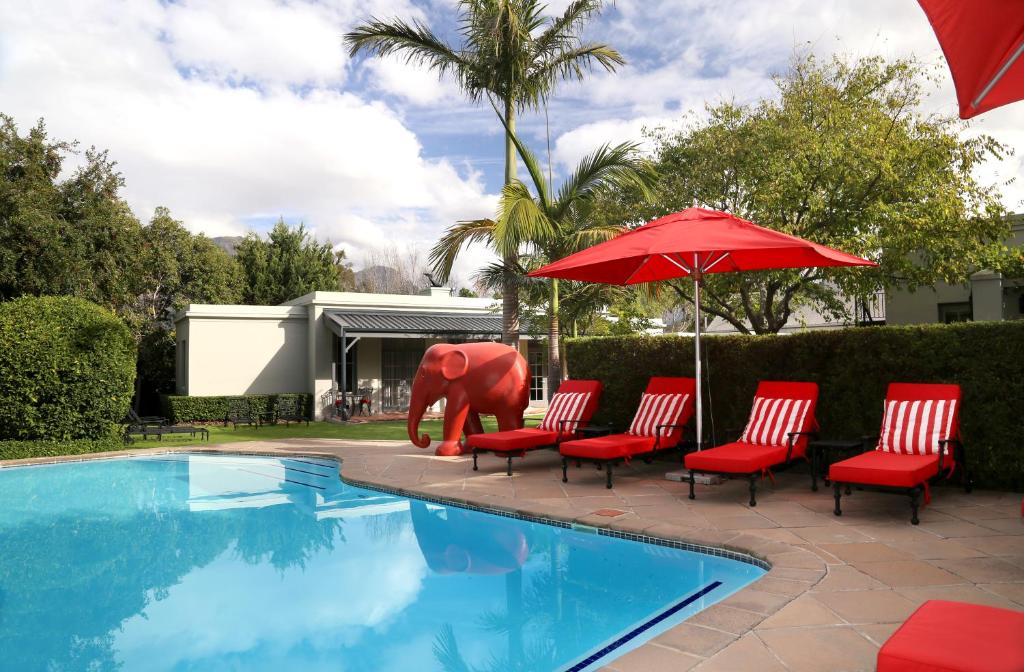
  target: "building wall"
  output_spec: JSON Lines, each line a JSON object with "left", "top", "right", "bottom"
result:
{"left": 181, "top": 315, "right": 308, "bottom": 396}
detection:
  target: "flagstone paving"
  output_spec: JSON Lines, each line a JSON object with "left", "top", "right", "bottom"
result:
{"left": 7, "top": 438, "right": 1023, "bottom": 672}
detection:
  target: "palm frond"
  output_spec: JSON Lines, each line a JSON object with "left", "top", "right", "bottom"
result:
{"left": 533, "top": 0, "right": 609, "bottom": 57}
{"left": 530, "top": 43, "right": 625, "bottom": 90}
{"left": 431, "top": 623, "right": 473, "bottom": 672}
{"left": 428, "top": 218, "right": 496, "bottom": 282}
{"left": 345, "top": 18, "right": 468, "bottom": 82}
{"left": 493, "top": 180, "right": 554, "bottom": 256}
{"left": 552, "top": 142, "right": 655, "bottom": 221}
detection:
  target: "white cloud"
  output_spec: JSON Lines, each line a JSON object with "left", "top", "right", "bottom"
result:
{"left": 0, "top": 0, "right": 498, "bottom": 281}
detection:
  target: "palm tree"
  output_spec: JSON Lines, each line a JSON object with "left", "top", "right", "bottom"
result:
{"left": 433, "top": 127, "right": 653, "bottom": 397}
{"left": 345, "top": 0, "right": 624, "bottom": 347}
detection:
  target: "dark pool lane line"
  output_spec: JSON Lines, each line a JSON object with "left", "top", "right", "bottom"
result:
{"left": 140, "top": 458, "right": 326, "bottom": 491}
{"left": 564, "top": 580, "right": 723, "bottom": 672}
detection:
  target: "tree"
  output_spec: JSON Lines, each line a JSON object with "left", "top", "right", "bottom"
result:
{"left": 607, "top": 54, "right": 1012, "bottom": 334}
{"left": 131, "top": 208, "right": 243, "bottom": 403}
{"left": 0, "top": 115, "right": 141, "bottom": 311}
{"left": 236, "top": 220, "right": 341, "bottom": 305}
{"left": 439, "top": 127, "right": 653, "bottom": 395}
{"left": 347, "top": 0, "right": 624, "bottom": 347}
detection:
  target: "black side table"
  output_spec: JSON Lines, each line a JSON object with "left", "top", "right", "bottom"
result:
{"left": 809, "top": 439, "right": 864, "bottom": 492}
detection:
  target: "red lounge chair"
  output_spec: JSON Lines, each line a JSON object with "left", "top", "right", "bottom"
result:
{"left": 466, "top": 379, "right": 602, "bottom": 476}
{"left": 685, "top": 381, "right": 819, "bottom": 507}
{"left": 829, "top": 383, "right": 969, "bottom": 525}
{"left": 558, "top": 377, "right": 696, "bottom": 489}
{"left": 877, "top": 600, "right": 1024, "bottom": 672}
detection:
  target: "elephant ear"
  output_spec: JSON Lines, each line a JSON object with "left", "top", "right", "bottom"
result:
{"left": 440, "top": 349, "right": 470, "bottom": 381}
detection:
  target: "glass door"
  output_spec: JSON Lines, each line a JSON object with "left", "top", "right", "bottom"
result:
{"left": 381, "top": 339, "right": 426, "bottom": 411}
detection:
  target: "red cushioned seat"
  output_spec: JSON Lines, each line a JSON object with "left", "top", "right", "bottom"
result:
{"left": 829, "top": 450, "right": 940, "bottom": 488}
{"left": 465, "top": 428, "right": 560, "bottom": 452}
{"left": 877, "top": 600, "right": 1024, "bottom": 672}
{"left": 685, "top": 441, "right": 787, "bottom": 473}
{"left": 558, "top": 434, "right": 656, "bottom": 460}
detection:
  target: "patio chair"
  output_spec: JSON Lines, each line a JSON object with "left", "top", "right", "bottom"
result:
{"left": 877, "top": 600, "right": 1024, "bottom": 672}
{"left": 558, "top": 377, "right": 696, "bottom": 489}
{"left": 685, "top": 381, "right": 819, "bottom": 507}
{"left": 829, "top": 383, "right": 969, "bottom": 525}
{"left": 225, "top": 398, "right": 257, "bottom": 429}
{"left": 123, "top": 408, "right": 209, "bottom": 443}
{"left": 466, "top": 379, "right": 603, "bottom": 476}
{"left": 272, "top": 397, "right": 309, "bottom": 426}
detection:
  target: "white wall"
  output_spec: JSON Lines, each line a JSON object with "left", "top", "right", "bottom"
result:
{"left": 182, "top": 315, "right": 308, "bottom": 396}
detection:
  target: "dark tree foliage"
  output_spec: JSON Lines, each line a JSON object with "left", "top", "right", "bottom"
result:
{"left": 236, "top": 219, "right": 347, "bottom": 305}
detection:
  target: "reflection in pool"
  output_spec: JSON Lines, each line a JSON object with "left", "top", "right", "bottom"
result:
{"left": 0, "top": 454, "right": 764, "bottom": 671}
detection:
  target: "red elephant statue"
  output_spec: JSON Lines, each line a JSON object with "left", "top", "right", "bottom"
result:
{"left": 407, "top": 342, "right": 530, "bottom": 456}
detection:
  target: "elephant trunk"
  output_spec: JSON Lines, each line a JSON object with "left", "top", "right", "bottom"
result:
{"left": 407, "top": 386, "right": 432, "bottom": 449}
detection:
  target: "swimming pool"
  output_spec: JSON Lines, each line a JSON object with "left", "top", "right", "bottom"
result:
{"left": 0, "top": 453, "right": 764, "bottom": 671}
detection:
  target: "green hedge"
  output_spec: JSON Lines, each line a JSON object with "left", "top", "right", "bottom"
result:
{"left": 567, "top": 321, "right": 1024, "bottom": 491}
{"left": 163, "top": 393, "right": 313, "bottom": 423}
{"left": 0, "top": 296, "right": 136, "bottom": 441}
{"left": 0, "top": 437, "right": 124, "bottom": 461}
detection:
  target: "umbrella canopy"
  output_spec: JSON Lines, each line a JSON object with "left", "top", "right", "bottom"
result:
{"left": 529, "top": 208, "right": 875, "bottom": 284}
{"left": 918, "top": 0, "right": 1024, "bottom": 119}
{"left": 530, "top": 207, "right": 876, "bottom": 449}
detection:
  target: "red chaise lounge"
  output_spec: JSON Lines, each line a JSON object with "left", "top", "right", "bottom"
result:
{"left": 558, "top": 377, "right": 696, "bottom": 489}
{"left": 830, "top": 383, "right": 970, "bottom": 525}
{"left": 877, "top": 600, "right": 1024, "bottom": 672}
{"left": 685, "top": 381, "right": 819, "bottom": 507}
{"left": 466, "top": 379, "right": 602, "bottom": 476}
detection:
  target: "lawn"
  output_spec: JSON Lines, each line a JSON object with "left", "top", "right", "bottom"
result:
{"left": 128, "top": 415, "right": 540, "bottom": 449}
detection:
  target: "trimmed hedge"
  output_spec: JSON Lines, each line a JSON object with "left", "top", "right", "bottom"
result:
{"left": 0, "top": 296, "right": 136, "bottom": 441}
{"left": 567, "top": 321, "right": 1024, "bottom": 491}
{"left": 163, "top": 393, "right": 313, "bottom": 423}
{"left": 0, "top": 437, "right": 124, "bottom": 461}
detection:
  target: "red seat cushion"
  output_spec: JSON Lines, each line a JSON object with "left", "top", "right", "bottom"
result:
{"left": 559, "top": 434, "right": 656, "bottom": 460}
{"left": 829, "top": 450, "right": 940, "bottom": 488}
{"left": 877, "top": 600, "right": 1024, "bottom": 672}
{"left": 685, "top": 442, "right": 788, "bottom": 473}
{"left": 465, "top": 428, "right": 560, "bottom": 452}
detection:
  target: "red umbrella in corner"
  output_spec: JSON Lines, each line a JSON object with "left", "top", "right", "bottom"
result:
{"left": 917, "top": 0, "right": 1024, "bottom": 118}
{"left": 529, "top": 207, "right": 877, "bottom": 448}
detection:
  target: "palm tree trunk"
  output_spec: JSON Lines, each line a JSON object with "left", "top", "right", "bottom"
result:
{"left": 547, "top": 277, "right": 562, "bottom": 399}
{"left": 501, "top": 99, "right": 520, "bottom": 349}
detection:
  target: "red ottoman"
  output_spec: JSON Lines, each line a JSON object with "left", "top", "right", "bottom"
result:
{"left": 878, "top": 600, "right": 1024, "bottom": 672}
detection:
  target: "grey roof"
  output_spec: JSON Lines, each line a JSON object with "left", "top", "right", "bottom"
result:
{"left": 324, "top": 309, "right": 506, "bottom": 336}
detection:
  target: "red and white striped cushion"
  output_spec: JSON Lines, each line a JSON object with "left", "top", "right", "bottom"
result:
{"left": 879, "top": 399, "right": 957, "bottom": 455}
{"left": 740, "top": 397, "right": 811, "bottom": 447}
{"left": 627, "top": 393, "right": 689, "bottom": 437}
{"left": 538, "top": 392, "right": 591, "bottom": 432}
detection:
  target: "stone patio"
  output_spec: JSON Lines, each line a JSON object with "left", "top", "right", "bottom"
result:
{"left": 6, "top": 438, "right": 1023, "bottom": 671}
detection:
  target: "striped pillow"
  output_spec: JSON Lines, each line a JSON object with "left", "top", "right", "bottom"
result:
{"left": 879, "top": 399, "right": 957, "bottom": 455}
{"left": 627, "top": 393, "right": 689, "bottom": 438}
{"left": 538, "top": 392, "right": 591, "bottom": 432}
{"left": 740, "top": 397, "right": 811, "bottom": 447}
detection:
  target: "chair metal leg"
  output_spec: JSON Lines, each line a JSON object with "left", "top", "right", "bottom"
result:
{"left": 910, "top": 487, "right": 920, "bottom": 525}
{"left": 561, "top": 457, "right": 568, "bottom": 483}
{"left": 748, "top": 473, "right": 758, "bottom": 507}
{"left": 606, "top": 463, "right": 613, "bottom": 489}
{"left": 506, "top": 455, "right": 513, "bottom": 477}
{"left": 688, "top": 470, "right": 696, "bottom": 500}
{"left": 833, "top": 481, "right": 843, "bottom": 516}
{"left": 472, "top": 448, "right": 478, "bottom": 471}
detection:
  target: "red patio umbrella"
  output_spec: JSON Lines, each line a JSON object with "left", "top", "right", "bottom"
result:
{"left": 529, "top": 207, "right": 877, "bottom": 448}
{"left": 917, "top": 0, "right": 1024, "bottom": 119}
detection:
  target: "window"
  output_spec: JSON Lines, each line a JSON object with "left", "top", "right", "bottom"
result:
{"left": 938, "top": 302, "right": 972, "bottom": 324}
{"left": 527, "top": 345, "right": 547, "bottom": 402}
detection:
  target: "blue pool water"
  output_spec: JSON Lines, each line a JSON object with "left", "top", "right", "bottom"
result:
{"left": 0, "top": 454, "right": 764, "bottom": 671}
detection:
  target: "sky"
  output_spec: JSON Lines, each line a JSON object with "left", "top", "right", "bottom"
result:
{"left": 1, "top": 0, "right": 1022, "bottom": 284}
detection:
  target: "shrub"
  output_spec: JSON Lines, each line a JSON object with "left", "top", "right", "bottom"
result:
{"left": 567, "top": 321, "right": 1024, "bottom": 491}
{"left": 0, "top": 296, "right": 136, "bottom": 441}
{"left": 163, "top": 393, "right": 313, "bottom": 423}
{"left": 0, "top": 437, "right": 124, "bottom": 461}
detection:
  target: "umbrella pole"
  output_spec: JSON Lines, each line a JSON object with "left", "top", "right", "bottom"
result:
{"left": 694, "top": 273, "right": 702, "bottom": 450}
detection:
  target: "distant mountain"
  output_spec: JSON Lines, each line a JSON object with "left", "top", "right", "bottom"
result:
{"left": 212, "top": 236, "right": 243, "bottom": 256}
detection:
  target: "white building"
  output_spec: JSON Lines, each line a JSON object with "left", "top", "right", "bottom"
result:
{"left": 174, "top": 288, "right": 547, "bottom": 419}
